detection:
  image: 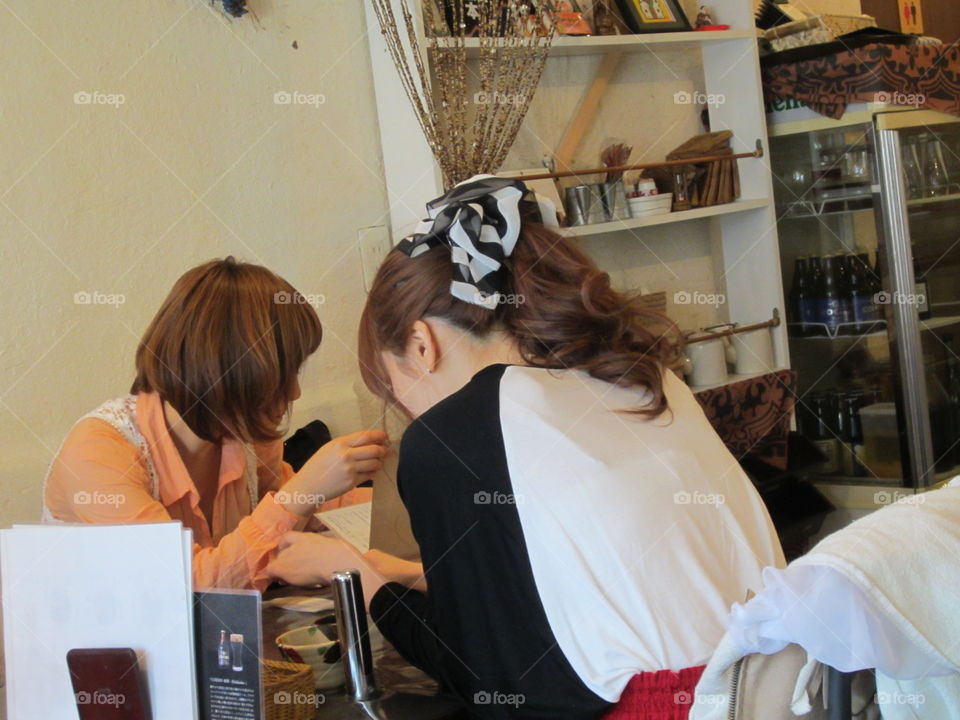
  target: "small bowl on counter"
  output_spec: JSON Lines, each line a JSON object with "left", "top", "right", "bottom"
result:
{"left": 275, "top": 615, "right": 344, "bottom": 691}
{"left": 627, "top": 193, "right": 673, "bottom": 217}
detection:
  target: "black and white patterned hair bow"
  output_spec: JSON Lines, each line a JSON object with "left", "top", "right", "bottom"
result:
{"left": 397, "top": 174, "right": 559, "bottom": 310}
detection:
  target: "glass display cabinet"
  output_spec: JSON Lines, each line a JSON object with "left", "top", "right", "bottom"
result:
{"left": 770, "top": 106, "right": 960, "bottom": 491}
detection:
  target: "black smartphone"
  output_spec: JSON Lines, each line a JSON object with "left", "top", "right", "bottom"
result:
{"left": 66, "top": 648, "right": 151, "bottom": 720}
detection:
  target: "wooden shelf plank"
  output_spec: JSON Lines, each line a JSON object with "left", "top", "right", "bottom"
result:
{"left": 561, "top": 198, "right": 770, "bottom": 238}
{"left": 432, "top": 30, "right": 757, "bottom": 58}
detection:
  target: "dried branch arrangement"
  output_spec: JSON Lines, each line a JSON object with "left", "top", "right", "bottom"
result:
{"left": 369, "top": 1, "right": 556, "bottom": 187}
{"left": 601, "top": 142, "right": 632, "bottom": 182}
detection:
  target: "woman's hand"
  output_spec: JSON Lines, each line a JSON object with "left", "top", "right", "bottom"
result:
{"left": 267, "top": 532, "right": 391, "bottom": 607}
{"left": 277, "top": 430, "right": 388, "bottom": 517}
{"left": 266, "top": 532, "right": 367, "bottom": 587}
{"left": 364, "top": 549, "right": 427, "bottom": 593}
{"left": 265, "top": 534, "right": 426, "bottom": 590}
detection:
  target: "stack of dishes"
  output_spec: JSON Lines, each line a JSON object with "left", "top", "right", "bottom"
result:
{"left": 627, "top": 193, "right": 673, "bottom": 217}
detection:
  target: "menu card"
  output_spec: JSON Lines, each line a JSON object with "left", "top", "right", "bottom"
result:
{"left": 316, "top": 501, "right": 372, "bottom": 553}
{"left": 1, "top": 522, "right": 197, "bottom": 719}
{"left": 194, "top": 589, "right": 264, "bottom": 720}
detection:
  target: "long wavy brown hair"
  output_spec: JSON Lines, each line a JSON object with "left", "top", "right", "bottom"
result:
{"left": 358, "top": 217, "right": 683, "bottom": 418}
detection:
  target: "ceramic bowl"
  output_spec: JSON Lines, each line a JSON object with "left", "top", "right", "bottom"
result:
{"left": 276, "top": 616, "right": 344, "bottom": 691}
{"left": 628, "top": 193, "right": 673, "bottom": 216}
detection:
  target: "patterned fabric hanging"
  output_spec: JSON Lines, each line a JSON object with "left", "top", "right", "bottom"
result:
{"left": 763, "top": 42, "right": 960, "bottom": 120}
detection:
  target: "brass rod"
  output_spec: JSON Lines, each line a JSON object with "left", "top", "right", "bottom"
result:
{"left": 686, "top": 310, "right": 781, "bottom": 344}
{"left": 514, "top": 140, "right": 765, "bottom": 182}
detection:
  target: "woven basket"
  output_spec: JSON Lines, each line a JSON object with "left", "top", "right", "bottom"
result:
{"left": 263, "top": 659, "right": 317, "bottom": 720}
{"left": 764, "top": 16, "right": 832, "bottom": 51}
{"left": 763, "top": 13, "right": 877, "bottom": 52}
{"left": 819, "top": 13, "right": 876, "bottom": 38}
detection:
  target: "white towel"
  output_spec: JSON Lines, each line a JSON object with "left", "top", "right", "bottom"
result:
{"left": 693, "top": 480, "right": 960, "bottom": 719}
{"left": 792, "top": 483, "right": 960, "bottom": 675}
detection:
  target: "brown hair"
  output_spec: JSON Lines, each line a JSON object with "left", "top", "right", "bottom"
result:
{"left": 358, "top": 220, "right": 682, "bottom": 417}
{"left": 131, "top": 257, "right": 322, "bottom": 443}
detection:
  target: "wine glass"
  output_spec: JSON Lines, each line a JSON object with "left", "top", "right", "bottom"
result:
{"left": 902, "top": 138, "right": 924, "bottom": 200}
{"left": 921, "top": 135, "right": 949, "bottom": 198}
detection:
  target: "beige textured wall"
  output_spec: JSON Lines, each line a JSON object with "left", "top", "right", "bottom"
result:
{"left": 0, "top": 0, "right": 389, "bottom": 527}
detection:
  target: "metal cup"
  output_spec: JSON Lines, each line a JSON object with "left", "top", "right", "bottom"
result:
{"left": 564, "top": 185, "right": 592, "bottom": 226}
{"left": 600, "top": 180, "right": 631, "bottom": 221}
{"left": 586, "top": 183, "right": 609, "bottom": 224}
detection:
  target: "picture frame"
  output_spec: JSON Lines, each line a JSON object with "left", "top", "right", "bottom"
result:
{"left": 583, "top": 0, "right": 633, "bottom": 35}
{"left": 551, "top": 0, "right": 595, "bottom": 36}
{"left": 614, "top": 0, "right": 692, "bottom": 33}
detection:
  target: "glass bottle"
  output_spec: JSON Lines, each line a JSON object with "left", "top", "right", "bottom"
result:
{"left": 913, "top": 250, "right": 932, "bottom": 320}
{"left": 842, "top": 394, "right": 866, "bottom": 477}
{"left": 858, "top": 252, "right": 880, "bottom": 300}
{"left": 838, "top": 253, "right": 855, "bottom": 333}
{"left": 217, "top": 630, "right": 230, "bottom": 668}
{"left": 806, "top": 256, "right": 825, "bottom": 336}
{"left": 819, "top": 255, "right": 846, "bottom": 336}
{"left": 790, "top": 257, "right": 817, "bottom": 336}
{"left": 808, "top": 393, "right": 840, "bottom": 474}
{"left": 833, "top": 390, "right": 849, "bottom": 470}
{"left": 847, "top": 256, "right": 876, "bottom": 334}
{"left": 871, "top": 251, "right": 888, "bottom": 324}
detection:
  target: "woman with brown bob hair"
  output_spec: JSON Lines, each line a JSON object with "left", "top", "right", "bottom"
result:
{"left": 268, "top": 176, "right": 784, "bottom": 719}
{"left": 44, "top": 257, "right": 387, "bottom": 590}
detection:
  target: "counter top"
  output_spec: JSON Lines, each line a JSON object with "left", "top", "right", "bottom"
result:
{"left": 262, "top": 584, "right": 466, "bottom": 719}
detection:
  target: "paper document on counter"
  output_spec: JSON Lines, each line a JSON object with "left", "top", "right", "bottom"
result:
{"left": 315, "top": 501, "right": 372, "bottom": 553}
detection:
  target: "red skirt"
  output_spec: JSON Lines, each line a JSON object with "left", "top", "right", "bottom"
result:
{"left": 601, "top": 666, "right": 706, "bottom": 720}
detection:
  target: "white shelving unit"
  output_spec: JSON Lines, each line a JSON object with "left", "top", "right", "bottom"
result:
{"left": 364, "top": 0, "right": 788, "bottom": 369}
{"left": 561, "top": 198, "right": 770, "bottom": 238}
{"left": 436, "top": 28, "right": 757, "bottom": 56}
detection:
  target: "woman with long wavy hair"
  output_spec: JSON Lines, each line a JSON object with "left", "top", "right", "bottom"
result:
{"left": 268, "top": 177, "right": 785, "bottom": 719}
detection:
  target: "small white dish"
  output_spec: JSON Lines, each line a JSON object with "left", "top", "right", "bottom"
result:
{"left": 276, "top": 620, "right": 345, "bottom": 690}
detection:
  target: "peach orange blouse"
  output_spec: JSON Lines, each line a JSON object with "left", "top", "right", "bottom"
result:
{"left": 44, "top": 392, "right": 368, "bottom": 590}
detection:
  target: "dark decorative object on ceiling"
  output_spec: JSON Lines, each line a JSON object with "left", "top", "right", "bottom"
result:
{"left": 220, "top": 0, "right": 248, "bottom": 18}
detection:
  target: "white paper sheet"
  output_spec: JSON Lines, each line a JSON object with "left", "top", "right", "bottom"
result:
{"left": 1, "top": 522, "right": 198, "bottom": 719}
{"left": 315, "top": 502, "right": 372, "bottom": 553}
